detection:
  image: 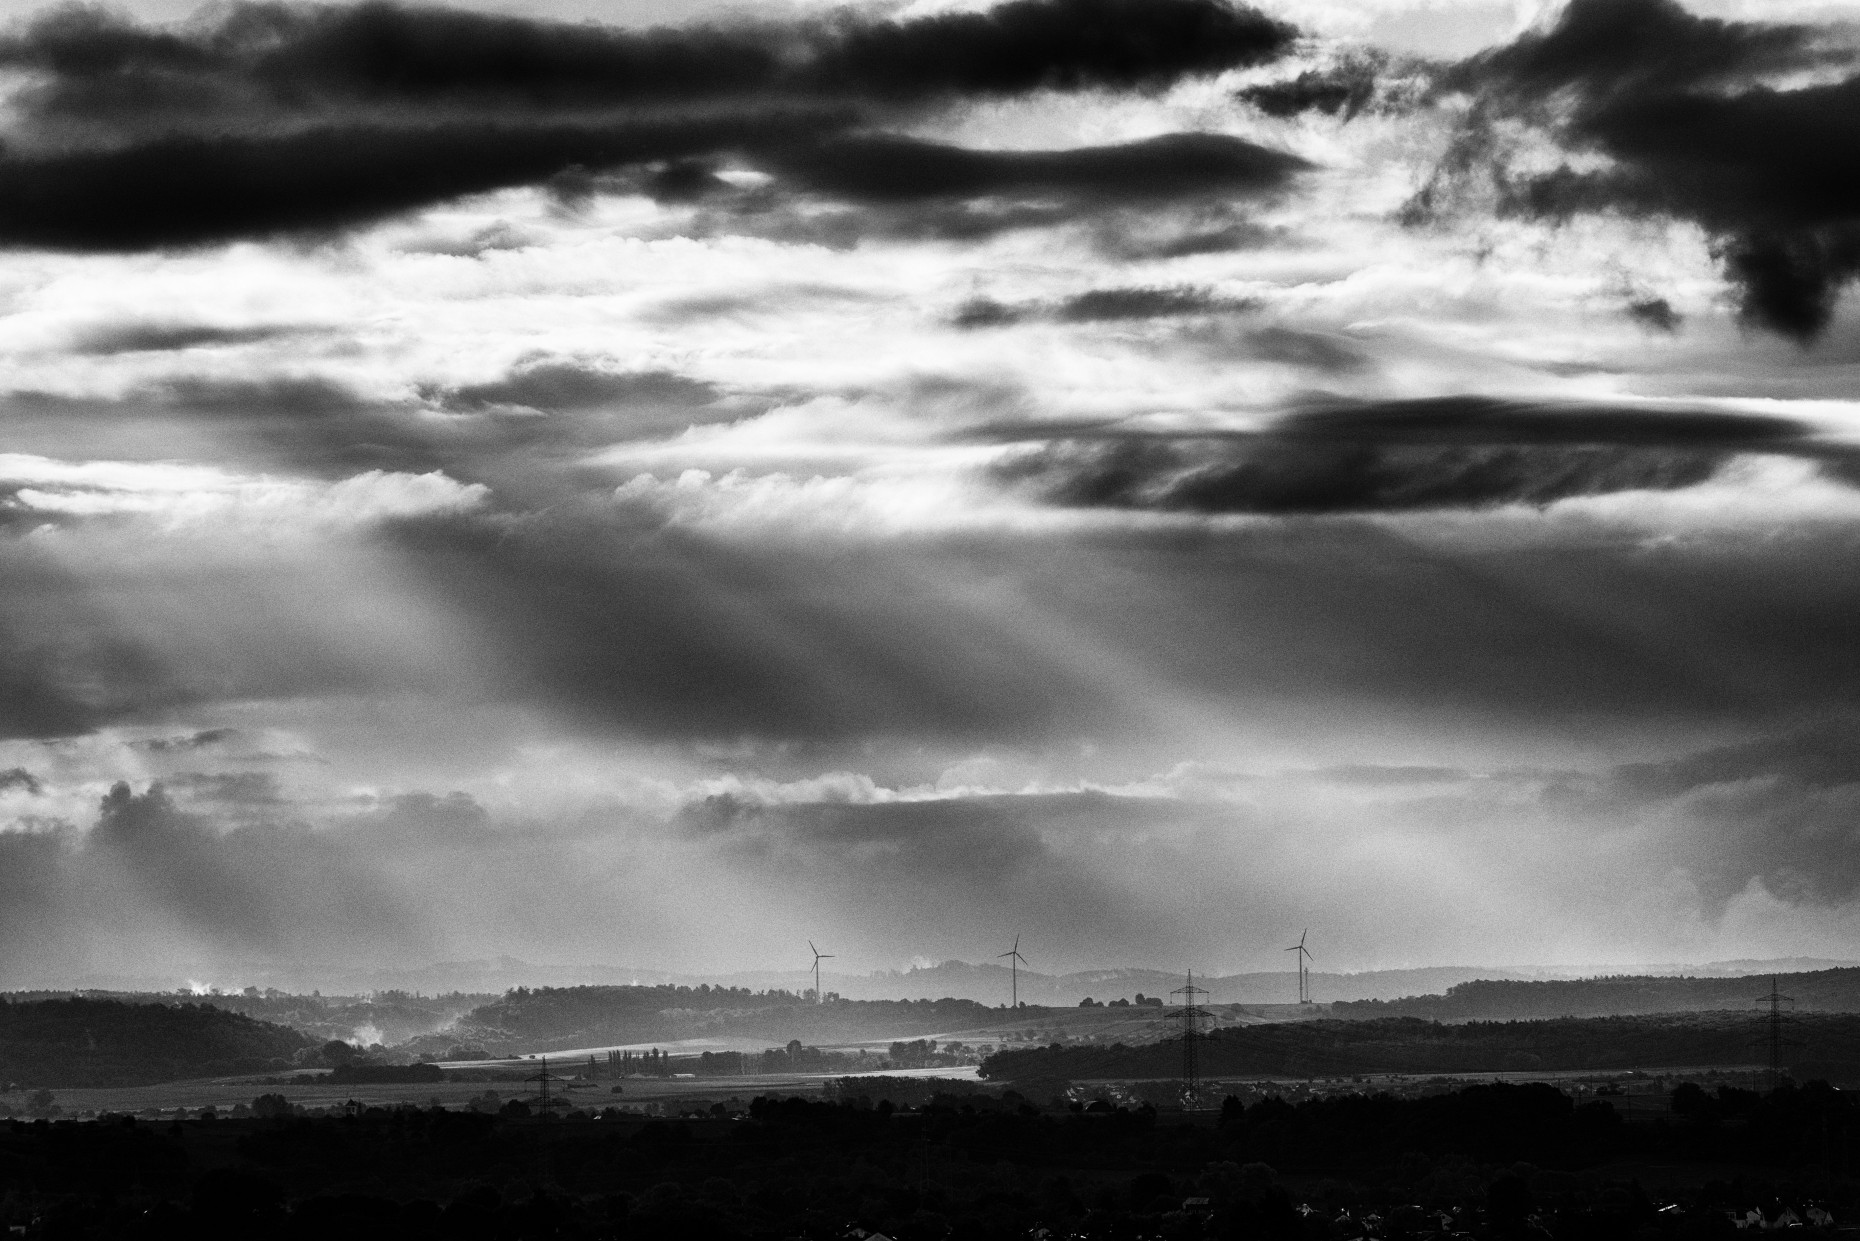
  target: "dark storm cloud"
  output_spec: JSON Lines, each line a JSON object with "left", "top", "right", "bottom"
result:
{"left": 1271, "top": 397, "right": 1811, "bottom": 447}
{"left": 88, "top": 781, "right": 306, "bottom": 948}
{"left": 0, "top": 0, "right": 1297, "bottom": 249}
{"left": 0, "top": 597, "right": 183, "bottom": 741}
{"left": 1446, "top": 0, "right": 1821, "bottom": 100}
{"left": 0, "top": 781, "right": 434, "bottom": 983}
{"left": 145, "top": 375, "right": 379, "bottom": 421}
{"left": 387, "top": 504, "right": 1137, "bottom": 743}
{"left": 0, "top": 0, "right": 1291, "bottom": 117}
{"left": 71, "top": 322, "right": 314, "bottom": 356}
{"left": 990, "top": 396, "right": 1837, "bottom": 515}
{"left": 1002, "top": 436, "right": 1721, "bottom": 514}
{"left": 1612, "top": 721, "right": 1860, "bottom": 804}
{"left": 1236, "top": 53, "right": 1386, "bottom": 119}
{"left": 379, "top": 466, "right": 1860, "bottom": 751}
{"left": 165, "top": 771, "right": 284, "bottom": 806}
{"left": 0, "top": 358, "right": 734, "bottom": 480}
{"left": 0, "top": 767, "right": 43, "bottom": 795}
{"left": 769, "top": 132, "right": 1308, "bottom": 204}
{"left": 693, "top": 194, "right": 1272, "bottom": 250}
{"left": 1625, "top": 297, "right": 1682, "bottom": 333}
{"left": 1576, "top": 721, "right": 1860, "bottom": 909}
{"left": 0, "top": 533, "right": 481, "bottom": 742}
{"left": 131, "top": 727, "right": 240, "bottom": 753}
{"left": 675, "top": 790, "right": 1186, "bottom": 946}
{"left": 1059, "top": 285, "right": 1255, "bottom": 321}
{"left": 437, "top": 363, "right": 720, "bottom": 415}
{"left": 1414, "top": 0, "right": 1860, "bottom": 340}
{"left": 1314, "top": 764, "right": 1470, "bottom": 786}
{"left": 953, "top": 284, "right": 1257, "bottom": 327}
{"left": 0, "top": 116, "right": 841, "bottom": 250}
{"left": 0, "top": 827, "right": 74, "bottom": 986}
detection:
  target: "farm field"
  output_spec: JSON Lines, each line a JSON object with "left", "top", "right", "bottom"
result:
{"left": 2, "top": 1067, "right": 939, "bottom": 1117}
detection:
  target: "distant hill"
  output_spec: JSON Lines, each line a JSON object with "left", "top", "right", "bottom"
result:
{"left": 6, "top": 989, "right": 492, "bottom": 1048}
{"left": 0, "top": 998, "right": 311, "bottom": 1087}
{"left": 654, "top": 962, "right": 1531, "bottom": 1007}
{"left": 456, "top": 985, "right": 1002, "bottom": 1053}
{"left": 980, "top": 1012, "right": 1860, "bottom": 1084}
{"left": 137, "top": 957, "right": 1525, "bottom": 1007}
{"left": 1332, "top": 969, "right": 1860, "bottom": 1022}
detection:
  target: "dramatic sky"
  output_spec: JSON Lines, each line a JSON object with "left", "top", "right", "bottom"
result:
{"left": 4, "top": 0, "right": 1860, "bottom": 989}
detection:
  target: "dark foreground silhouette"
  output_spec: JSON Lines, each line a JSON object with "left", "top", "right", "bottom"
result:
{"left": 980, "top": 1014, "right": 1860, "bottom": 1084}
{"left": 0, "top": 1079, "right": 1854, "bottom": 1238}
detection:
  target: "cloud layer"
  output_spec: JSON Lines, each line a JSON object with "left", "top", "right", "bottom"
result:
{"left": 3, "top": 0, "right": 1860, "bottom": 983}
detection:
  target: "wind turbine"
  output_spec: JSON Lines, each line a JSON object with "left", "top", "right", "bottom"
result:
{"left": 998, "top": 934, "right": 1028, "bottom": 1008}
{"left": 1284, "top": 929, "right": 1313, "bottom": 1004}
{"left": 809, "top": 940, "right": 834, "bottom": 1004}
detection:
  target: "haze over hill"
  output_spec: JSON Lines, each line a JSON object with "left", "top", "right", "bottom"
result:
{"left": 39, "top": 960, "right": 1860, "bottom": 1012}
{"left": 41, "top": 956, "right": 1859, "bottom": 1007}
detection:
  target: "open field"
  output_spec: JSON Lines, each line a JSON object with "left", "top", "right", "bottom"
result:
{"left": 445, "top": 1001, "right": 1309, "bottom": 1064}
{"left": 0, "top": 1067, "right": 977, "bottom": 1117}
{"left": 5, "top": 1056, "right": 1779, "bottom": 1121}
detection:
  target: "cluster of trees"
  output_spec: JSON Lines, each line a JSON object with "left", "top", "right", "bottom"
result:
{"left": 981, "top": 1013, "right": 1860, "bottom": 1084}
{"left": 3, "top": 1080, "right": 1856, "bottom": 1239}
{"left": 1078, "top": 996, "right": 1162, "bottom": 1008}
{"left": 884, "top": 1039, "right": 972, "bottom": 1069}
{"left": 0, "top": 998, "right": 310, "bottom": 1088}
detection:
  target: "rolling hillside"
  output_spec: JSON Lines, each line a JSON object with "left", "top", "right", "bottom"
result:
{"left": 0, "top": 998, "right": 312, "bottom": 1088}
{"left": 455, "top": 985, "right": 1001, "bottom": 1053}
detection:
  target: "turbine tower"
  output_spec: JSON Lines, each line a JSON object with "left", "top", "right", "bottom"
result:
{"left": 1285, "top": 929, "right": 1313, "bottom": 1005}
{"left": 809, "top": 940, "right": 835, "bottom": 1005}
{"left": 999, "top": 934, "right": 1028, "bottom": 1008}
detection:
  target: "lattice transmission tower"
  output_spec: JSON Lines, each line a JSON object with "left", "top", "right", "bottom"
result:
{"left": 1172, "top": 970, "right": 1209, "bottom": 1106}
{"left": 1751, "top": 976, "right": 1804, "bottom": 1090}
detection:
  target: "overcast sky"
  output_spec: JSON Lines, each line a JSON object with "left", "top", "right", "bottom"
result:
{"left": 3, "top": 0, "right": 1860, "bottom": 989}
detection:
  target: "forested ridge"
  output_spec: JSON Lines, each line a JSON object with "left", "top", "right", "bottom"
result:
{"left": 460, "top": 986, "right": 1000, "bottom": 1052}
{"left": 0, "top": 998, "right": 310, "bottom": 1088}
{"left": 1332, "top": 968, "right": 1860, "bottom": 1021}
{"left": 981, "top": 1013, "right": 1860, "bottom": 1083}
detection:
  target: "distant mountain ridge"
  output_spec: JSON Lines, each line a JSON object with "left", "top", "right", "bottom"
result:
{"left": 194, "top": 958, "right": 1535, "bottom": 1006}
{"left": 33, "top": 956, "right": 1858, "bottom": 1009}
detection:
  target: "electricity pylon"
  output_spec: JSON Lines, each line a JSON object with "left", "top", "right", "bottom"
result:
{"left": 1172, "top": 969, "right": 1209, "bottom": 1105}
{"left": 1752, "top": 976, "right": 1803, "bottom": 1089}
{"left": 525, "top": 1055, "right": 568, "bottom": 1121}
